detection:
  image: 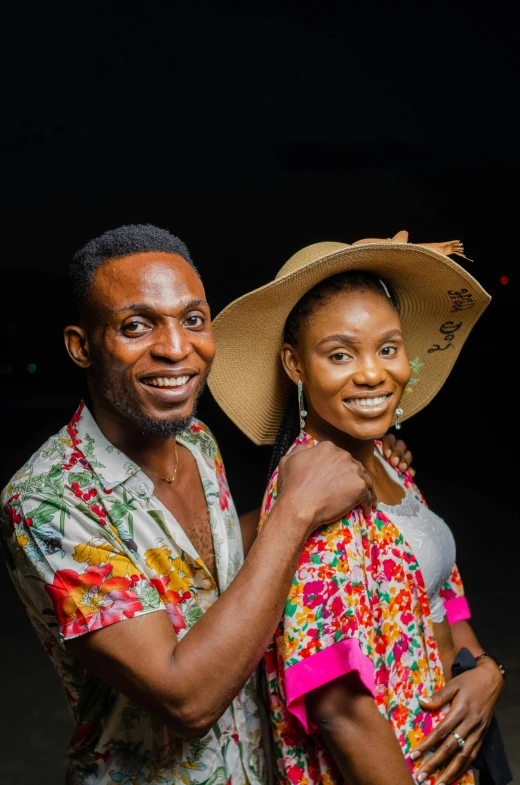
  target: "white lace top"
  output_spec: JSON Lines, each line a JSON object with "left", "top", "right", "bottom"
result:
{"left": 376, "top": 453, "right": 456, "bottom": 623}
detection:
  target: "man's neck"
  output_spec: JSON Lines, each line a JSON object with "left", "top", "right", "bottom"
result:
{"left": 89, "top": 392, "right": 179, "bottom": 477}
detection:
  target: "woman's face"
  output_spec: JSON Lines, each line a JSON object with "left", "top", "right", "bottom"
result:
{"left": 282, "top": 288, "right": 411, "bottom": 442}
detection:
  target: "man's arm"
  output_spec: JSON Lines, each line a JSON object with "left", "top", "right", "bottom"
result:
{"left": 238, "top": 506, "right": 261, "bottom": 557}
{"left": 238, "top": 435, "right": 414, "bottom": 558}
{"left": 306, "top": 674, "right": 414, "bottom": 785}
{"left": 67, "top": 440, "right": 375, "bottom": 738}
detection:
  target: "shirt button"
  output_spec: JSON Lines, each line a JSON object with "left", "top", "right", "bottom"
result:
{"left": 137, "top": 483, "right": 148, "bottom": 497}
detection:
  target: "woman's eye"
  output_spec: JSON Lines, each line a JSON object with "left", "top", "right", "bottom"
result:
{"left": 331, "top": 352, "right": 348, "bottom": 361}
{"left": 185, "top": 315, "right": 204, "bottom": 327}
{"left": 380, "top": 346, "right": 397, "bottom": 357}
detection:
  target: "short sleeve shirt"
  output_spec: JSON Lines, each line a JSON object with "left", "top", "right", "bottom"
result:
{"left": 1, "top": 402, "right": 266, "bottom": 785}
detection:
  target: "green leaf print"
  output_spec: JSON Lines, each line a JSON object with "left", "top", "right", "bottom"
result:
{"left": 106, "top": 494, "right": 137, "bottom": 521}
{"left": 75, "top": 502, "right": 105, "bottom": 525}
{"left": 147, "top": 509, "right": 172, "bottom": 540}
{"left": 198, "top": 767, "right": 227, "bottom": 785}
{"left": 285, "top": 600, "right": 298, "bottom": 617}
{"left": 45, "top": 464, "right": 63, "bottom": 490}
{"left": 68, "top": 470, "right": 91, "bottom": 488}
{"left": 139, "top": 586, "right": 161, "bottom": 610}
{"left": 30, "top": 500, "right": 67, "bottom": 527}
{"left": 184, "top": 603, "right": 204, "bottom": 627}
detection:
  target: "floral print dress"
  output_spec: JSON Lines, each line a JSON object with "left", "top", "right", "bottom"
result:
{"left": 259, "top": 432, "right": 473, "bottom": 785}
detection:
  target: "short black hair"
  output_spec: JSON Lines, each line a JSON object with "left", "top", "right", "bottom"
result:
{"left": 68, "top": 223, "right": 196, "bottom": 318}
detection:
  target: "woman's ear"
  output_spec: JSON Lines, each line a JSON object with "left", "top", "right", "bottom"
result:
{"left": 281, "top": 343, "right": 303, "bottom": 386}
{"left": 64, "top": 325, "right": 92, "bottom": 369}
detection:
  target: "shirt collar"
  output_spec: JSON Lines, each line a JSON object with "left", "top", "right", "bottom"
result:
{"left": 68, "top": 401, "right": 142, "bottom": 491}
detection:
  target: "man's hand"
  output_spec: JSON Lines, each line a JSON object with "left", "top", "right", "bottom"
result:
{"left": 277, "top": 440, "right": 376, "bottom": 535}
{"left": 382, "top": 433, "right": 415, "bottom": 477}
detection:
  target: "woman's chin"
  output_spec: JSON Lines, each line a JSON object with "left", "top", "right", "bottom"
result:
{"left": 340, "top": 413, "right": 393, "bottom": 442}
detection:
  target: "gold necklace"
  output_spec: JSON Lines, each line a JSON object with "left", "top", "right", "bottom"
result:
{"left": 141, "top": 442, "right": 179, "bottom": 484}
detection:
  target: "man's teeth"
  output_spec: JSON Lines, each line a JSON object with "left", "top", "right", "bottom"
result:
{"left": 145, "top": 376, "right": 191, "bottom": 388}
{"left": 347, "top": 395, "right": 389, "bottom": 408}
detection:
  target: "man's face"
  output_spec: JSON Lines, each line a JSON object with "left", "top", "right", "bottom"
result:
{"left": 77, "top": 251, "right": 215, "bottom": 436}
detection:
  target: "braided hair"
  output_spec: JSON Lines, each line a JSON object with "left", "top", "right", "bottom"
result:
{"left": 267, "top": 270, "right": 398, "bottom": 480}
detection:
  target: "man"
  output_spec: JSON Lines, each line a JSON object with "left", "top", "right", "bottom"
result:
{"left": 1, "top": 224, "right": 412, "bottom": 784}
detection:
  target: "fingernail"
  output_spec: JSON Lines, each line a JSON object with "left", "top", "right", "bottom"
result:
{"left": 420, "top": 697, "right": 431, "bottom": 703}
{"left": 410, "top": 751, "right": 420, "bottom": 760}
{"left": 399, "top": 462, "right": 407, "bottom": 471}
{"left": 391, "top": 456, "right": 399, "bottom": 466}
{"left": 385, "top": 449, "right": 392, "bottom": 458}
{"left": 417, "top": 773, "right": 427, "bottom": 783}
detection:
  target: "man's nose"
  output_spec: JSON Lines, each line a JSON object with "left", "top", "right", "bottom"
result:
{"left": 151, "top": 322, "right": 191, "bottom": 362}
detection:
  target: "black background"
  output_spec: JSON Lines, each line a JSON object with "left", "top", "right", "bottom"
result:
{"left": 1, "top": 2, "right": 519, "bottom": 781}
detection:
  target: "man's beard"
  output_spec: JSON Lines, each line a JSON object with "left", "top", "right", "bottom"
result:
{"left": 101, "top": 373, "right": 206, "bottom": 438}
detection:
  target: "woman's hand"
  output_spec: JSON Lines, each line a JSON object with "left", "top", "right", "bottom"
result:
{"left": 382, "top": 433, "right": 415, "bottom": 476}
{"left": 411, "top": 659, "right": 504, "bottom": 784}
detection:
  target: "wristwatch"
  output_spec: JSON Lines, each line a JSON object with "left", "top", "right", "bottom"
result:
{"left": 475, "top": 652, "right": 506, "bottom": 679}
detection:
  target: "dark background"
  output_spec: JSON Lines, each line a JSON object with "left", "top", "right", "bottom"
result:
{"left": 1, "top": 2, "right": 518, "bottom": 782}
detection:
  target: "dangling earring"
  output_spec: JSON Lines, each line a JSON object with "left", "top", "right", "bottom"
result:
{"left": 297, "top": 379, "right": 307, "bottom": 434}
{"left": 394, "top": 406, "right": 404, "bottom": 430}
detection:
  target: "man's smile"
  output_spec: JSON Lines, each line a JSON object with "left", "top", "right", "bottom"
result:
{"left": 138, "top": 371, "right": 199, "bottom": 401}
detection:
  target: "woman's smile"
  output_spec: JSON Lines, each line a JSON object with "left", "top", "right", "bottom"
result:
{"left": 341, "top": 391, "right": 394, "bottom": 417}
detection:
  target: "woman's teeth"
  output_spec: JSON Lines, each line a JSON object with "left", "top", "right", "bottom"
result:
{"left": 144, "top": 376, "right": 190, "bottom": 388}
{"left": 347, "top": 395, "right": 389, "bottom": 408}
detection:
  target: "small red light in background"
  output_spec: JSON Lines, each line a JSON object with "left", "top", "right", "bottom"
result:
{"left": 500, "top": 276, "right": 509, "bottom": 285}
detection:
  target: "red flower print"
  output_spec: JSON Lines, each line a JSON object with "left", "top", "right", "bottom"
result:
{"left": 330, "top": 595, "right": 344, "bottom": 618}
{"left": 45, "top": 564, "right": 143, "bottom": 638}
{"left": 303, "top": 580, "right": 325, "bottom": 609}
{"left": 394, "top": 589, "right": 412, "bottom": 612}
{"left": 392, "top": 704, "right": 409, "bottom": 729}
{"left": 287, "top": 764, "right": 305, "bottom": 784}
{"left": 215, "top": 459, "right": 231, "bottom": 511}
{"left": 150, "top": 576, "right": 187, "bottom": 634}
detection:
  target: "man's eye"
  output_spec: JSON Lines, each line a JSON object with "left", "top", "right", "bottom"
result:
{"left": 185, "top": 315, "right": 204, "bottom": 327}
{"left": 125, "top": 321, "right": 148, "bottom": 334}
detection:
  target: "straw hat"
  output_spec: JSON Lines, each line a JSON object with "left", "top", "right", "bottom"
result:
{"left": 208, "top": 231, "right": 491, "bottom": 445}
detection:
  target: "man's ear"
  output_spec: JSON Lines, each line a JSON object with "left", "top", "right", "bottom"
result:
{"left": 64, "top": 325, "right": 92, "bottom": 369}
{"left": 280, "top": 344, "right": 303, "bottom": 386}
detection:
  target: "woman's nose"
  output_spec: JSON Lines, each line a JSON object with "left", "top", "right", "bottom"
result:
{"left": 351, "top": 358, "right": 387, "bottom": 386}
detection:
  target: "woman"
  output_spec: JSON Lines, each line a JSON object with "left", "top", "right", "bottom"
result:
{"left": 208, "top": 233, "right": 508, "bottom": 785}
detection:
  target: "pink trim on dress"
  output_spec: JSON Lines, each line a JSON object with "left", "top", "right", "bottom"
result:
{"left": 285, "top": 637, "right": 375, "bottom": 734}
{"left": 444, "top": 595, "right": 471, "bottom": 625}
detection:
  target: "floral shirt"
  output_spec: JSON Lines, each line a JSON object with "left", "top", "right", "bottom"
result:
{"left": 1, "top": 402, "right": 266, "bottom": 785}
{"left": 259, "top": 432, "right": 473, "bottom": 785}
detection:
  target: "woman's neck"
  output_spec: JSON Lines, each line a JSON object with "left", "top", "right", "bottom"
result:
{"left": 304, "top": 413, "right": 380, "bottom": 474}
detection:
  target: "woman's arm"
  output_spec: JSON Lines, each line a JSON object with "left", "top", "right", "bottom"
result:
{"left": 449, "top": 619, "right": 484, "bottom": 656}
{"left": 306, "top": 674, "right": 414, "bottom": 785}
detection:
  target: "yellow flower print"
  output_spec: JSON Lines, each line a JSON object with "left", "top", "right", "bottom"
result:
{"left": 72, "top": 541, "right": 140, "bottom": 578}
{"left": 145, "top": 545, "right": 173, "bottom": 576}
{"left": 73, "top": 541, "right": 116, "bottom": 566}
{"left": 167, "top": 557, "right": 195, "bottom": 593}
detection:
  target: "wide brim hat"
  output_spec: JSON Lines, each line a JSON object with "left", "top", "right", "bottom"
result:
{"left": 208, "top": 231, "right": 491, "bottom": 445}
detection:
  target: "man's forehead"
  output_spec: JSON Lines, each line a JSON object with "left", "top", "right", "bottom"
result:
{"left": 90, "top": 251, "right": 206, "bottom": 310}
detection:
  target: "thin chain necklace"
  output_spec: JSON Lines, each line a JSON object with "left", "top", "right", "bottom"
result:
{"left": 141, "top": 441, "right": 179, "bottom": 484}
